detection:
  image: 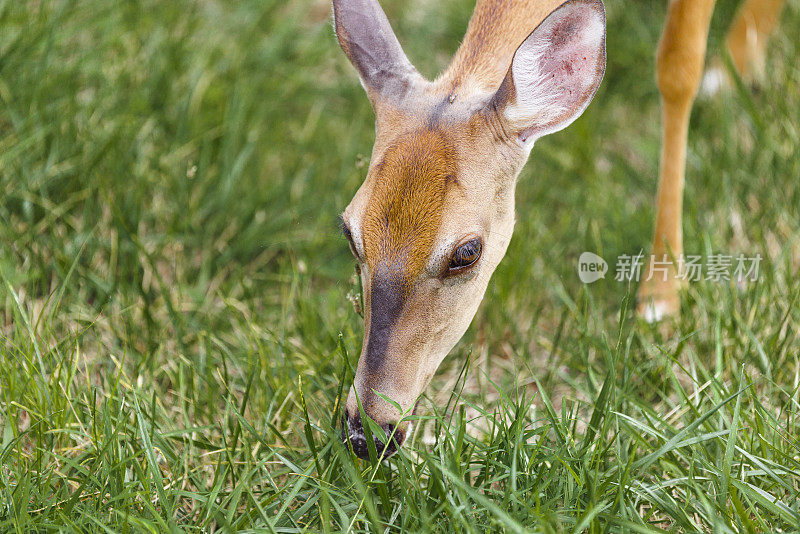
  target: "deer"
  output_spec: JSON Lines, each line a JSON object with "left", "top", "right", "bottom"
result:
{"left": 332, "top": 0, "right": 786, "bottom": 458}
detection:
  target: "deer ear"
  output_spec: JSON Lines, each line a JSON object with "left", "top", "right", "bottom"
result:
{"left": 332, "top": 0, "right": 424, "bottom": 105}
{"left": 492, "top": 0, "right": 606, "bottom": 147}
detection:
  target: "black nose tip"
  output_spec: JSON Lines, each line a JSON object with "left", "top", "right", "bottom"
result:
{"left": 342, "top": 411, "right": 404, "bottom": 460}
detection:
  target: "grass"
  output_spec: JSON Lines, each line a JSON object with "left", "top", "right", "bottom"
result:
{"left": 1, "top": 0, "right": 799, "bottom": 531}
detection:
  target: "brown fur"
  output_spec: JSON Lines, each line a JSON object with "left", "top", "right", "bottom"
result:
{"left": 362, "top": 129, "right": 457, "bottom": 284}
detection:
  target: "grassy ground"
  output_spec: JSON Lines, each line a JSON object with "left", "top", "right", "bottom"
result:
{"left": 1, "top": 0, "right": 799, "bottom": 531}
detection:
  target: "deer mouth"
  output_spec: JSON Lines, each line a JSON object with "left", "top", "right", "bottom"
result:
{"left": 342, "top": 413, "right": 407, "bottom": 460}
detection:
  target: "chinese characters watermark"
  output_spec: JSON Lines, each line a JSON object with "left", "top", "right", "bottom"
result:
{"left": 578, "top": 252, "right": 762, "bottom": 284}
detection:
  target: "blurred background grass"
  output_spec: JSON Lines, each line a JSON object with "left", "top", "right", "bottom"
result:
{"left": 1, "top": 0, "right": 799, "bottom": 531}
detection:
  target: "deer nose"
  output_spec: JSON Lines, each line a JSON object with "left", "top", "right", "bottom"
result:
{"left": 342, "top": 409, "right": 405, "bottom": 460}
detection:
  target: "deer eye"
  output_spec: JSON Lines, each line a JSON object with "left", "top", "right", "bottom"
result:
{"left": 339, "top": 218, "right": 360, "bottom": 260}
{"left": 447, "top": 238, "right": 482, "bottom": 274}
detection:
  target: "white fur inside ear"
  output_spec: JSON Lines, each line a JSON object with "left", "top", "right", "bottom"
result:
{"left": 504, "top": 2, "right": 606, "bottom": 145}
{"left": 506, "top": 37, "right": 567, "bottom": 134}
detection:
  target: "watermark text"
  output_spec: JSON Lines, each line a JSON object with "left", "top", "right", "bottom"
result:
{"left": 577, "top": 252, "right": 762, "bottom": 284}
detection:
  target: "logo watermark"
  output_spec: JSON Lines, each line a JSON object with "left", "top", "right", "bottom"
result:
{"left": 577, "top": 252, "right": 762, "bottom": 284}
{"left": 577, "top": 252, "right": 609, "bottom": 283}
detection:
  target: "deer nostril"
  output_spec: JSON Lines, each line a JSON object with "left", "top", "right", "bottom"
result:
{"left": 342, "top": 410, "right": 405, "bottom": 460}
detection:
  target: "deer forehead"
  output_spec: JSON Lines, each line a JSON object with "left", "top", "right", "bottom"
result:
{"left": 358, "top": 127, "right": 468, "bottom": 281}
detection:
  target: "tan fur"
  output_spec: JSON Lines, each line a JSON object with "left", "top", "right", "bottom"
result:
{"left": 637, "top": 0, "right": 785, "bottom": 320}
{"left": 637, "top": 0, "right": 717, "bottom": 319}
{"left": 341, "top": 0, "right": 605, "bottom": 440}
{"left": 344, "top": 110, "right": 521, "bottom": 428}
{"left": 727, "top": 0, "right": 786, "bottom": 78}
{"left": 438, "top": 0, "right": 565, "bottom": 94}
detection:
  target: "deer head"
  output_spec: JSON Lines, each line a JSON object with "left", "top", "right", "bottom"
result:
{"left": 334, "top": 0, "right": 606, "bottom": 458}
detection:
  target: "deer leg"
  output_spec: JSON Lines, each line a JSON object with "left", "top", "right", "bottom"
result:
{"left": 727, "top": 0, "right": 786, "bottom": 80}
{"left": 637, "top": 0, "right": 717, "bottom": 322}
